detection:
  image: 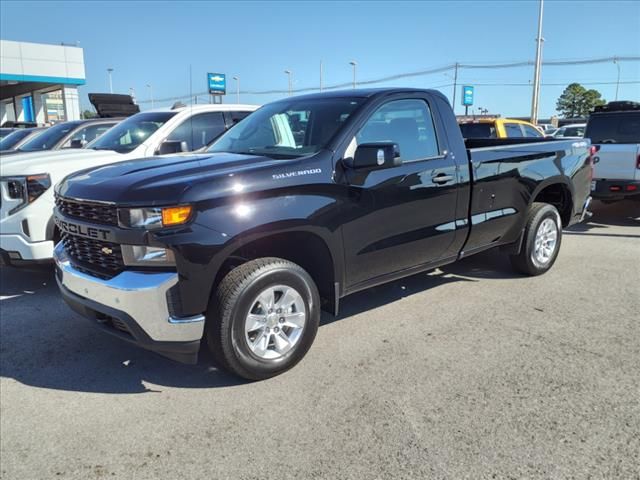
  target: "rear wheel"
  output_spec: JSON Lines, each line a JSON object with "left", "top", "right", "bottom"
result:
{"left": 206, "top": 258, "right": 320, "bottom": 380}
{"left": 510, "top": 202, "right": 562, "bottom": 276}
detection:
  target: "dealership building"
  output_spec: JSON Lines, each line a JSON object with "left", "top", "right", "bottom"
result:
{"left": 0, "top": 40, "right": 85, "bottom": 125}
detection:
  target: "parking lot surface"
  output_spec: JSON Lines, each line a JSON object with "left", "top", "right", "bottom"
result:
{"left": 1, "top": 200, "right": 639, "bottom": 479}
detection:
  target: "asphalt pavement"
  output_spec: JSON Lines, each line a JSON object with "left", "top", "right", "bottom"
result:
{"left": 1, "top": 200, "right": 639, "bottom": 479}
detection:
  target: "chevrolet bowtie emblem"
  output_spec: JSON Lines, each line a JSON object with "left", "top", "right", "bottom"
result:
{"left": 101, "top": 247, "right": 113, "bottom": 255}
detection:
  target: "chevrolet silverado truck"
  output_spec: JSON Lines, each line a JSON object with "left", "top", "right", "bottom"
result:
{"left": 585, "top": 101, "right": 640, "bottom": 201}
{"left": 0, "top": 104, "right": 257, "bottom": 266}
{"left": 53, "top": 88, "right": 592, "bottom": 380}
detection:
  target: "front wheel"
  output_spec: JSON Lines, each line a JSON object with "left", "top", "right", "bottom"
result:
{"left": 510, "top": 202, "right": 562, "bottom": 276}
{"left": 206, "top": 258, "right": 320, "bottom": 380}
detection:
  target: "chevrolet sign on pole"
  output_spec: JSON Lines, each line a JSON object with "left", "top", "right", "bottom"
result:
{"left": 462, "top": 85, "right": 474, "bottom": 115}
{"left": 207, "top": 73, "right": 226, "bottom": 95}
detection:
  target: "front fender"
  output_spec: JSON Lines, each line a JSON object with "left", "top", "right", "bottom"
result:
{"left": 153, "top": 192, "right": 345, "bottom": 316}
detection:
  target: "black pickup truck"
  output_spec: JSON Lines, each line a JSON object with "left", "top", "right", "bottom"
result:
{"left": 53, "top": 88, "right": 592, "bottom": 380}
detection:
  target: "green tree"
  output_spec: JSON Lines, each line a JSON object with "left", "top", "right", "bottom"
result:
{"left": 556, "top": 83, "right": 606, "bottom": 118}
{"left": 81, "top": 109, "right": 97, "bottom": 119}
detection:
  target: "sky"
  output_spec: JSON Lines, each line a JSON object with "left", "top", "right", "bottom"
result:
{"left": 1, "top": 0, "right": 639, "bottom": 118}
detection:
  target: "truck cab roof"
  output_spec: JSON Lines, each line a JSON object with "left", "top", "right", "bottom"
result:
{"left": 270, "top": 88, "right": 447, "bottom": 103}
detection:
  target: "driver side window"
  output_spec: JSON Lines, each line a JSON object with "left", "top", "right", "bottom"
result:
{"left": 355, "top": 99, "right": 439, "bottom": 161}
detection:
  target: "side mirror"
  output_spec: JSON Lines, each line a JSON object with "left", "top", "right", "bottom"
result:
{"left": 157, "top": 140, "right": 189, "bottom": 155}
{"left": 69, "top": 139, "right": 86, "bottom": 149}
{"left": 351, "top": 143, "right": 401, "bottom": 169}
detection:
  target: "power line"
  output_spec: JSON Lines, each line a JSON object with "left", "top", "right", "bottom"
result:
{"left": 136, "top": 55, "right": 640, "bottom": 104}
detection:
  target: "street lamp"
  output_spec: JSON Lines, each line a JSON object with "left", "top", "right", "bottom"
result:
{"left": 530, "top": 0, "right": 545, "bottom": 125}
{"left": 145, "top": 84, "right": 154, "bottom": 108}
{"left": 107, "top": 68, "right": 114, "bottom": 93}
{"left": 349, "top": 61, "right": 357, "bottom": 89}
{"left": 232, "top": 76, "right": 240, "bottom": 104}
{"left": 284, "top": 70, "right": 292, "bottom": 96}
{"left": 613, "top": 57, "right": 621, "bottom": 101}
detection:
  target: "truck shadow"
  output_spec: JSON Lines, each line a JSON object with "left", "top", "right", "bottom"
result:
{"left": 0, "top": 243, "right": 545, "bottom": 394}
{"left": 566, "top": 199, "right": 640, "bottom": 233}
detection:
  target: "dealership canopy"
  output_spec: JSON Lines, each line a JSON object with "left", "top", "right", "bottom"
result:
{"left": 0, "top": 40, "right": 86, "bottom": 125}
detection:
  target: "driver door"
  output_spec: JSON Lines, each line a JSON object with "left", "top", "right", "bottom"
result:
{"left": 339, "top": 97, "right": 459, "bottom": 288}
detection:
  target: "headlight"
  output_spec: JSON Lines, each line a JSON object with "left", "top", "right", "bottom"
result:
{"left": 121, "top": 245, "right": 175, "bottom": 266}
{"left": 4, "top": 174, "right": 51, "bottom": 215}
{"left": 119, "top": 205, "right": 193, "bottom": 229}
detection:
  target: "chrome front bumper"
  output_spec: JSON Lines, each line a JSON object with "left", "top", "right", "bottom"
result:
{"left": 53, "top": 242, "right": 205, "bottom": 348}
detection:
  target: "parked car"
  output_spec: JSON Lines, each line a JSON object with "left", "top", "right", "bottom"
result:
{"left": 552, "top": 123, "right": 586, "bottom": 139}
{"left": 586, "top": 101, "right": 640, "bottom": 201}
{"left": 0, "top": 104, "right": 258, "bottom": 266}
{"left": 0, "top": 118, "right": 120, "bottom": 157}
{"left": 459, "top": 117, "right": 544, "bottom": 139}
{"left": 544, "top": 127, "right": 558, "bottom": 136}
{"left": 52, "top": 88, "right": 592, "bottom": 380}
{"left": 0, "top": 127, "right": 46, "bottom": 153}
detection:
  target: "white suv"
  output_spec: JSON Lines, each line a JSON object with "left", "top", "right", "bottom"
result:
{"left": 585, "top": 101, "right": 640, "bottom": 202}
{"left": 0, "top": 103, "right": 258, "bottom": 266}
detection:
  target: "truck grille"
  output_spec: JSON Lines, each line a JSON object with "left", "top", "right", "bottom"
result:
{"left": 55, "top": 196, "right": 118, "bottom": 226}
{"left": 62, "top": 233, "right": 124, "bottom": 279}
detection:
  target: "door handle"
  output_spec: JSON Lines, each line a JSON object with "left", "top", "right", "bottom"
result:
{"left": 432, "top": 173, "right": 454, "bottom": 185}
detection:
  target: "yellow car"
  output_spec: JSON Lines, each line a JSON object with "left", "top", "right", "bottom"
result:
{"left": 459, "top": 118, "right": 544, "bottom": 139}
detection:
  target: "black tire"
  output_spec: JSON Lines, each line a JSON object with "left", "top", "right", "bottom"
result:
{"left": 509, "top": 202, "right": 563, "bottom": 276}
{"left": 206, "top": 257, "right": 320, "bottom": 380}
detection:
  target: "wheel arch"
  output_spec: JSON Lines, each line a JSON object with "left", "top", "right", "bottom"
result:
{"left": 211, "top": 229, "right": 341, "bottom": 316}
{"left": 529, "top": 177, "right": 575, "bottom": 227}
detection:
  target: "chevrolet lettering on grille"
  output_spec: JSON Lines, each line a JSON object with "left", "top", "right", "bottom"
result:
{"left": 54, "top": 216, "right": 113, "bottom": 241}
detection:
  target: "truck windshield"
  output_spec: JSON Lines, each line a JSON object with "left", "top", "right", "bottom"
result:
{"left": 19, "top": 121, "right": 82, "bottom": 152}
{"left": 90, "top": 112, "right": 176, "bottom": 153}
{"left": 208, "top": 97, "right": 365, "bottom": 158}
{"left": 459, "top": 122, "right": 497, "bottom": 139}
{"left": 586, "top": 112, "right": 640, "bottom": 144}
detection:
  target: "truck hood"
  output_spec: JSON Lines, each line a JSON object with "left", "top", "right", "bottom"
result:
{"left": 56, "top": 152, "right": 286, "bottom": 205}
{"left": 0, "top": 148, "right": 124, "bottom": 177}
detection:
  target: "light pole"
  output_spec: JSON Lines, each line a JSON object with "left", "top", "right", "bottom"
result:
{"left": 530, "top": 0, "right": 544, "bottom": 125}
{"left": 614, "top": 57, "right": 621, "bottom": 101}
{"left": 107, "top": 68, "right": 114, "bottom": 93}
{"left": 146, "top": 84, "right": 154, "bottom": 108}
{"left": 349, "top": 61, "right": 357, "bottom": 89}
{"left": 284, "top": 70, "right": 292, "bottom": 96}
{"left": 232, "top": 76, "right": 240, "bottom": 104}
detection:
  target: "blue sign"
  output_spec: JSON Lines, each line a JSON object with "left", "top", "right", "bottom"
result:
{"left": 207, "top": 73, "right": 226, "bottom": 95}
{"left": 462, "top": 85, "right": 474, "bottom": 106}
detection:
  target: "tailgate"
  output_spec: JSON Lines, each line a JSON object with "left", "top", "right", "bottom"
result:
{"left": 593, "top": 144, "right": 640, "bottom": 181}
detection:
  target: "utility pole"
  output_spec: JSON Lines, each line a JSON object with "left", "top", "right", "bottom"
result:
{"left": 129, "top": 87, "right": 136, "bottom": 104}
{"left": 284, "top": 70, "right": 292, "bottom": 96}
{"left": 349, "top": 61, "right": 357, "bottom": 89}
{"left": 452, "top": 62, "right": 458, "bottom": 113}
{"left": 107, "top": 68, "right": 114, "bottom": 93}
{"left": 530, "top": 0, "right": 544, "bottom": 125}
{"left": 146, "top": 84, "right": 154, "bottom": 108}
{"left": 614, "top": 57, "right": 620, "bottom": 101}
{"left": 233, "top": 76, "right": 240, "bottom": 103}
{"left": 320, "top": 61, "right": 323, "bottom": 92}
